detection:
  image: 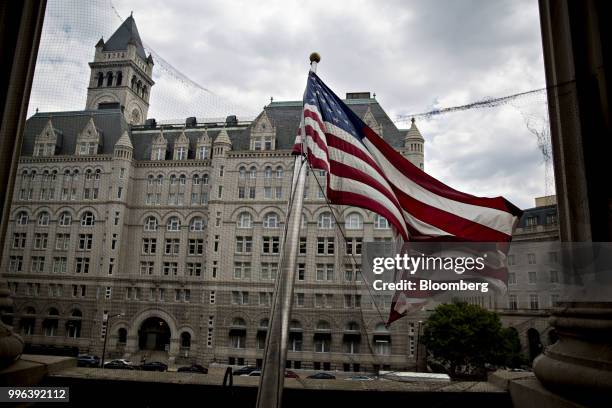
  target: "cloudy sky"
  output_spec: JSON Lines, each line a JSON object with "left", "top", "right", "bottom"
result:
{"left": 31, "top": 0, "right": 550, "bottom": 209}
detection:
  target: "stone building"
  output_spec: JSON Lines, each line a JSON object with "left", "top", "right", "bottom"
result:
{"left": 452, "top": 195, "right": 561, "bottom": 360}
{"left": 0, "top": 17, "right": 428, "bottom": 372}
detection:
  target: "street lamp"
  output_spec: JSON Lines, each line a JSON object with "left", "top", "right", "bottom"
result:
{"left": 415, "top": 320, "right": 423, "bottom": 372}
{"left": 100, "top": 313, "right": 124, "bottom": 368}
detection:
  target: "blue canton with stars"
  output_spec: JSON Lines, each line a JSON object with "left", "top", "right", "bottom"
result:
{"left": 304, "top": 72, "right": 368, "bottom": 145}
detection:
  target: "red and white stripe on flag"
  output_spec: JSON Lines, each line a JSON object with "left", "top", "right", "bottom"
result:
{"left": 293, "top": 72, "right": 522, "bottom": 243}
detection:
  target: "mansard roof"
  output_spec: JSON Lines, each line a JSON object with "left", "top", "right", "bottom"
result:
{"left": 260, "top": 97, "right": 407, "bottom": 149}
{"left": 21, "top": 97, "right": 408, "bottom": 160}
{"left": 23, "top": 109, "right": 128, "bottom": 156}
{"left": 103, "top": 15, "right": 147, "bottom": 60}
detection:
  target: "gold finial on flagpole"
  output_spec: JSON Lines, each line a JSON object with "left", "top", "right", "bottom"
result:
{"left": 309, "top": 52, "right": 320, "bottom": 73}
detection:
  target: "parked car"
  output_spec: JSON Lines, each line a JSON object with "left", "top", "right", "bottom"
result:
{"left": 140, "top": 361, "right": 168, "bottom": 372}
{"left": 245, "top": 370, "right": 261, "bottom": 376}
{"left": 345, "top": 375, "right": 374, "bottom": 381}
{"left": 103, "top": 360, "right": 135, "bottom": 370}
{"left": 232, "top": 366, "right": 258, "bottom": 376}
{"left": 111, "top": 359, "right": 134, "bottom": 366}
{"left": 77, "top": 355, "right": 100, "bottom": 368}
{"left": 285, "top": 370, "right": 300, "bottom": 378}
{"left": 306, "top": 372, "right": 336, "bottom": 379}
{"left": 177, "top": 364, "right": 208, "bottom": 374}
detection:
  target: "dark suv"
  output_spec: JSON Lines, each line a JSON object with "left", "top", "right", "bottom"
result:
{"left": 77, "top": 355, "right": 100, "bottom": 368}
{"left": 140, "top": 361, "right": 168, "bottom": 372}
{"left": 232, "top": 366, "right": 258, "bottom": 376}
{"left": 177, "top": 364, "right": 208, "bottom": 374}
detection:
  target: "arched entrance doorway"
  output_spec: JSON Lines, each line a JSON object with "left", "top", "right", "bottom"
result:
{"left": 527, "top": 328, "right": 543, "bottom": 362}
{"left": 138, "top": 317, "right": 171, "bottom": 351}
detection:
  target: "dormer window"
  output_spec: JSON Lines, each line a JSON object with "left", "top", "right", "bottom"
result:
{"left": 254, "top": 139, "right": 262, "bottom": 150}
{"left": 176, "top": 146, "right": 186, "bottom": 160}
{"left": 34, "top": 119, "right": 61, "bottom": 157}
{"left": 197, "top": 145, "right": 208, "bottom": 159}
{"left": 264, "top": 137, "right": 272, "bottom": 150}
{"left": 78, "top": 142, "right": 97, "bottom": 155}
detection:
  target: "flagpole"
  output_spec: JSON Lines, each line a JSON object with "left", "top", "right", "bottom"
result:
{"left": 256, "top": 53, "right": 319, "bottom": 408}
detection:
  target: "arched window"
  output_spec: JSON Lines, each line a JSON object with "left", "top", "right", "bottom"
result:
{"left": 106, "top": 71, "right": 114, "bottom": 87}
{"left": 16, "top": 211, "right": 29, "bottom": 225}
{"left": 38, "top": 212, "right": 50, "bottom": 226}
{"left": 80, "top": 211, "right": 95, "bottom": 226}
{"left": 290, "top": 320, "right": 302, "bottom": 331}
{"left": 318, "top": 212, "right": 334, "bottom": 229}
{"left": 179, "top": 174, "right": 186, "bottom": 185}
{"left": 190, "top": 217, "right": 205, "bottom": 231}
{"left": 202, "top": 174, "right": 209, "bottom": 185}
{"left": 276, "top": 166, "right": 283, "bottom": 178}
{"left": 170, "top": 174, "right": 177, "bottom": 185}
{"left": 97, "top": 72, "right": 104, "bottom": 87}
{"left": 116, "top": 71, "right": 123, "bottom": 86}
{"left": 373, "top": 323, "right": 391, "bottom": 355}
{"left": 58, "top": 211, "right": 72, "bottom": 226}
{"left": 316, "top": 320, "right": 331, "bottom": 331}
{"left": 237, "top": 212, "right": 252, "bottom": 228}
{"left": 66, "top": 309, "right": 82, "bottom": 339}
{"left": 343, "top": 322, "right": 361, "bottom": 354}
{"left": 229, "top": 318, "right": 246, "bottom": 349}
{"left": 147, "top": 174, "right": 155, "bottom": 185}
{"left": 289, "top": 320, "right": 303, "bottom": 352}
{"left": 117, "top": 328, "right": 127, "bottom": 344}
{"left": 346, "top": 321, "right": 360, "bottom": 331}
{"left": 94, "top": 169, "right": 101, "bottom": 180}
{"left": 263, "top": 212, "right": 279, "bottom": 228}
{"left": 193, "top": 174, "right": 200, "bottom": 185}
{"left": 43, "top": 310, "right": 59, "bottom": 336}
{"left": 167, "top": 216, "right": 181, "bottom": 231}
{"left": 374, "top": 215, "right": 390, "bottom": 229}
{"left": 142, "top": 86, "right": 147, "bottom": 99}
{"left": 157, "top": 174, "right": 164, "bottom": 185}
{"left": 180, "top": 332, "right": 191, "bottom": 348}
{"left": 345, "top": 213, "right": 363, "bottom": 230}
{"left": 264, "top": 166, "right": 272, "bottom": 179}
{"left": 249, "top": 166, "right": 257, "bottom": 179}
{"left": 374, "top": 323, "right": 389, "bottom": 333}
{"left": 85, "top": 169, "right": 93, "bottom": 180}
{"left": 314, "top": 320, "right": 331, "bottom": 353}
{"left": 131, "top": 76, "right": 136, "bottom": 89}
{"left": 238, "top": 166, "right": 246, "bottom": 179}
{"left": 144, "top": 216, "right": 158, "bottom": 231}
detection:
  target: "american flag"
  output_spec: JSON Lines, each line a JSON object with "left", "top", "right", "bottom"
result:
{"left": 293, "top": 71, "right": 522, "bottom": 325}
{"left": 293, "top": 71, "right": 522, "bottom": 242}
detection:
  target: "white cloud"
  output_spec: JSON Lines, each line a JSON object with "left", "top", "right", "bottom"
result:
{"left": 30, "top": 0, "right": 550, "bottom": 209}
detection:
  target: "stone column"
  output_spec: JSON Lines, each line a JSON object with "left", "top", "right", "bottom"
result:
{"left": 535, "top": 0, "right": 612, "bottom": 404}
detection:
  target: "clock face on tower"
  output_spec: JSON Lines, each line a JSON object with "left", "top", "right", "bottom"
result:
{"left": 128, "top": 103, "right": 143, "bottom": 125}
{"left": 131, "top": 108, "right": 141, "bottom": 125}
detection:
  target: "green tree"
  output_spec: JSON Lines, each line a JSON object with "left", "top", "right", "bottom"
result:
{"left": 421, "top": 302, "right": 524, "bottom": 379}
